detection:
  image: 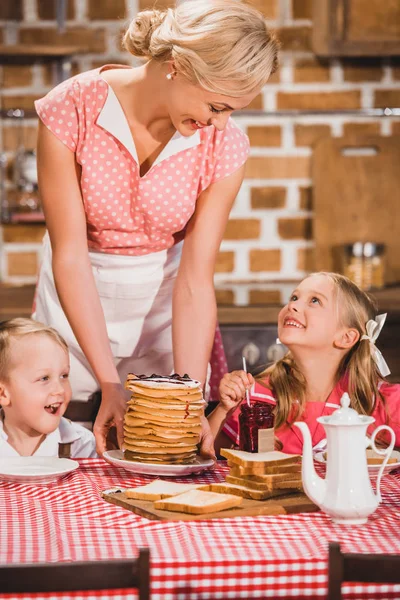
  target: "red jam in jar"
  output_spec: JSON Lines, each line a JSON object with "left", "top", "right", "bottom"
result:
{"left": 239, "top": 401, "right": 275, "bottom": 453}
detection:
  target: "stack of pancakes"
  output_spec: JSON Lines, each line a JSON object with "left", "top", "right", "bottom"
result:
{"left": 123, "top": 374, "right": 205, "bottom": 464}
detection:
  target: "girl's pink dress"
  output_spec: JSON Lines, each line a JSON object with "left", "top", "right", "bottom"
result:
{"left": 223, "top": 378, "right": 400, "bottom": 454}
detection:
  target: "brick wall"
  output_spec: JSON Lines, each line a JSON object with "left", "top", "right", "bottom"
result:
{"left": 1, "top": 0, "right": 400, "bottom": 294}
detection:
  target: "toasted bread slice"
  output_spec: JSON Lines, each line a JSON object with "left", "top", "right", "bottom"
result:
{"left": 201, "top": 482, "right": 292, "bottom": 501}
{"left": 154, "top": 489, "right": 242, "bottom": 514}
{"left": 228, "top": 462, "right": 301, "bottom": 476}
{"left": 367, "top": 456, "right": 398, "bottom": 465}
{"left": 366, "top": 449, "right": 397, "bottom": 465}
{"left": 274, "top": 479, "right": 303, "bottom": 491}
{"left": 125, "top": 480, "right": 205, "bottom": 501}
{"left": 221, "top": 449, "right": 300, "bottom": 468}
{"left": 226, "top": 474, "right": 301, "bottom": 491}
{"left": 229, "top": 465, "right": 301, "bottom": 480}
{"left": 322, "top": 449, "right": 397, "bottom": 466}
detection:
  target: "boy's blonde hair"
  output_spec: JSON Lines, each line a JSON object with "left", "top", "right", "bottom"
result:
{"left": 0, "top": 318, "right": 68, "bottom": 381}
{"left": 123, "top": 0, "right": 279, "bottom": 96}
{"left": 258, "top": 273, "right": 383, "bottom": 429}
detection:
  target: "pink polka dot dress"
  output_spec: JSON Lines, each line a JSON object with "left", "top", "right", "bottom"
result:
{"left": 34, "top": 65, "right": 250, "bottom": 400}
{"left": 35, "top": 65, "right": 249, "bottom": 257}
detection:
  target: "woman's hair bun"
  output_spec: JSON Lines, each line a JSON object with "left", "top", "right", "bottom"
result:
{"left": 123, "top": 9, "right": 168, "bottom": 58}
{"left": 122, "top": 1, "right": 280, "bottom": 96}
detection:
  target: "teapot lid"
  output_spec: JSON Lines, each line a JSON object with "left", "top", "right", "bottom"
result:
{"left": 323, "top": 392, "right": 372, "bottom": 425}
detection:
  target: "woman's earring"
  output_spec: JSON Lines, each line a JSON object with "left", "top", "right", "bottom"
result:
{"left": 166, "top": 73, "right": 173, "bottom": 80}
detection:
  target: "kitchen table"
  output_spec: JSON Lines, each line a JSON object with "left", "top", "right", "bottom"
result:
{"left": 1, "top": 459, "right": 399, "bottom": 600}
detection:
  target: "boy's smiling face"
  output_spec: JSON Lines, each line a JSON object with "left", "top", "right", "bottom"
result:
{"left": 0, "top": 334, "right": 71, "bottom": 437}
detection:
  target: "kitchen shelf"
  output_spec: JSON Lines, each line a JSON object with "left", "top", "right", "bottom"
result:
{"left": 0, "top": 44, "right": 87, "bottom": 60}
{"left": 0, "top": 109, "right": 37, "bottom": 119}
{"left": 1, "top": 282, "right": 399, "bottom": 321}
{"left": 238, "top": 108, "right": 400, "bottom": 118}
{"left": 2, "top": 108, "right": 400, "bottom": 121}
{"left": 7, "top": 213, "right": 45, "bottom": 224}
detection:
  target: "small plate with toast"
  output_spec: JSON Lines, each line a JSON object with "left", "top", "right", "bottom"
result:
{"left": 314, "top": 448, "right": 400, "bottom": 477}
{"left": 103, "top": 450, "right": 215, "bottom": 477}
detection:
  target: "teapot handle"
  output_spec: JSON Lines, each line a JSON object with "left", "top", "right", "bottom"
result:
{"left": 370, "top": 425, "right": 395, "bottom": 502}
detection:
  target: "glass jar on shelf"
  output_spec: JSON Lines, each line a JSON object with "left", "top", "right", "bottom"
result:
{"left": 15, "top": 183, "right": 40, "bottom": 213}
{"left": 363, "top": 243, "right": 385, "bottom": 291}
{"left": 343, "top": 242, "right": 364, "bottom": 289}
{"left": 342, "top": 242, "right": 386, "bottom": 291}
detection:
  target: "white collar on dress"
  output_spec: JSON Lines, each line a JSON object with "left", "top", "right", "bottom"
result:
{"left": 96, "top": 83, "right": 201, "bottom": 169}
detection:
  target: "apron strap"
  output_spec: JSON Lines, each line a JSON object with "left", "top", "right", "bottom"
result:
{"left": 58, "top": 442, "right": 72, "bottom": 459}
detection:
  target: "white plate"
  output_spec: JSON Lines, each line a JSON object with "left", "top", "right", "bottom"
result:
{"left": 314, "top": 450, "right": 400, "bottom": 477}
{"left": 103, "top": 450, "right": 215, "bottom": 477}
{"left": 0, "top": 457, "right": 79, "bottom": 485}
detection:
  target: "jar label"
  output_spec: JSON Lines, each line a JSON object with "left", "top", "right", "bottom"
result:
{"left": 258, "top": 428, "right": 275, "bottom": 453}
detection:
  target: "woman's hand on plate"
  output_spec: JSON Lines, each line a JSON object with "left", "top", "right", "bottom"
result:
{"left": 198, "top": 415, "right": 217, "bottom": 461}
{"left": 93, "top": 382, "right": 128, "bottom": 455}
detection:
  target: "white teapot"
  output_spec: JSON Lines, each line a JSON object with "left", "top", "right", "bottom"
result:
{"left": 294, "top": 393, "right": 395, "bottom": 525}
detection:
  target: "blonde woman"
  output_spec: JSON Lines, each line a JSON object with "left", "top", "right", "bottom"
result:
{"left": 0, "top": 319, "right": 96, "bottom": 458}
{"left": 33, "top": 0, "right": 279, "bottom": 455}
{"left": 213, "top": 273, "right": 400, "bottom": 453}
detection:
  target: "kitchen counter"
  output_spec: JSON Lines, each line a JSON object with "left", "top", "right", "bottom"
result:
{"left": 1, "top": 281, "right": 399, "bottom": 380}
{"left": 1, "top": 282, "right": 400, "bottom": 322}
{"left": 0, "top": 283, "right": 36, "bottom": 320}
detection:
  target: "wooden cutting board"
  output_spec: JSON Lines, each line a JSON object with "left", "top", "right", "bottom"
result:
{"left": 312, "top": 135, "right": 400, "bottom": 284}
{"left": 102, "top": 488, "right": 318, "bottom": 521}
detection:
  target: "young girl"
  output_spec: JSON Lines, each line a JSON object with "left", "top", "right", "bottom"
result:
{"left": 0, "top": 318, "right": 97, "bottom": 458}
{"left": 208, "top": 272, "right": 400, "bottom": 454}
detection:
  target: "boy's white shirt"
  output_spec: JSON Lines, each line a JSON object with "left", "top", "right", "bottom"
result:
{"left": 0, "top": 413, "right": 98, "bottom": 458}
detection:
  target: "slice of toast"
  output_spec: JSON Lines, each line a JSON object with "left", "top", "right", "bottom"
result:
{"left": 154, "top": 489, "right": 243, "bottom": 514}
{"left": 221, "top": 448, "right": 300, "bottom": 468}
{"left": 125, "top": 480, "right": 206, "bottom": 501}
{"left": 322, "top": 449, "right": 397, "bottom": 465}
{"left": 229, "top": 466, "right": 301, "bottom": 482}
{"left": 228, "top": 462, "right": 301, "bottom": 476}
{"left": 226, "top": 474, "right": 302, "bottom": 492}
{"left": 366, "top": 449, "right": 397, "bottom": 465}
{"left": 201, "top": 482, "right": 292, "bottom": 501}
{"left": 274, "top": 479, "right": 303, "bottom": 491}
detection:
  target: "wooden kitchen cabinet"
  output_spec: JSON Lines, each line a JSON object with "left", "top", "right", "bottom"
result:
{"left": 313, "top": 0, "right": 400, "bottom": 56}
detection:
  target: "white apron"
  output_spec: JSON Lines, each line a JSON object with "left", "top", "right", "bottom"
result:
{"left": 33, "top": 233, "right": 183, "bottom": 400}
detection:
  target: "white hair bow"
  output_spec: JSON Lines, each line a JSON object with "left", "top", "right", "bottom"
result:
{"left": 361, "top": 313, "right": 391, "bottom": 377}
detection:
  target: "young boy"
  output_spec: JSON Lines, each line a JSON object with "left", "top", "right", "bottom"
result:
{"left": 0, "top": 318, "right": 97, "bottom": 458}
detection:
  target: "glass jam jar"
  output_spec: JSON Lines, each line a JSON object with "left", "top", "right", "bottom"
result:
{"left": 239, "top": 401, "right": 275, "bottom": 453}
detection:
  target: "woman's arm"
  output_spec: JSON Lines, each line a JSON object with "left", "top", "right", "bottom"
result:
{"left": 172, "top": 165, "right": 245, "bottom": 458}
{"left": 37, "top": 122, "right": 126, "bottom": 453}
{"left": 172, "top": 164, "right": 246, "bottom": 385}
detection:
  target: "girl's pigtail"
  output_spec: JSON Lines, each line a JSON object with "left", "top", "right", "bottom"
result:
{"left": 257, "top": 352, "right": 307, "bottom": 429}
{"left": 342, "top": 340, "right": 382, "bottom": 416}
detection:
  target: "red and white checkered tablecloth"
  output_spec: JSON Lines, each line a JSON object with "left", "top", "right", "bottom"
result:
{"left": 1, "top": 458, "right": 399, "bottom": 600}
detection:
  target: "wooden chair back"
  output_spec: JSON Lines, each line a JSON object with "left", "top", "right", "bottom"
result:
{"left": 0, "top": 548, "right": 150, "bottom": 600}
{"left": 328, "top": 542, "right": 400, "bottom": 600}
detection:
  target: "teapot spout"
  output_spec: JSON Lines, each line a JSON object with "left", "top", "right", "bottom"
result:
{"left": 293, "top": 421, "right": 326, "bottom": 508}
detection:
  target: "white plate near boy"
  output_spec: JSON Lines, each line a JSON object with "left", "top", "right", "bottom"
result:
{"left": 0, "top": 457, "right": 79, "bottom": 485}
{"left": 103, "top": 450, "right": 215, "bottom": 477}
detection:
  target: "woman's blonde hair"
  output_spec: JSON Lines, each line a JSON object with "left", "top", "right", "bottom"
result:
{"left": 258, "top": 272, "right": 384, "bottom": 429}
{"left": 123, "top": 0, "right": 279, "bottom": 96}
{"left": 0, "top": 318, "right": 68, "bottom": 381}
